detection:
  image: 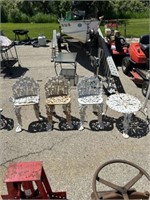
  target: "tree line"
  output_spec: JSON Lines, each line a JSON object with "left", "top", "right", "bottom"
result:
{"left": 1, "top": 0, "right": 149, "bottom": 23}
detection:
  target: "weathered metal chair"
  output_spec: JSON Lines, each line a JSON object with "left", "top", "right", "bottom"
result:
{"left": 45, "top": 76, "right": 72, "bottom": 131}
{"left": 10, "top": 76, "right": 41, "bottom": 132}
{"left": 77, "top": 76, "right": 104, "bottom": 130}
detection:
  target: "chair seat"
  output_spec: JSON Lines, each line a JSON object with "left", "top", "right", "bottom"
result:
{"left": 14, "top": 96, "right": 40, "bottom": 106}
{"left": 78, "top": 95, "right": 103, "bottom": 105}
{"left": 46, "top": 95, "right": 71, "bottom": 105}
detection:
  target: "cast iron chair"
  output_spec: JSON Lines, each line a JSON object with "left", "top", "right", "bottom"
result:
{"left": 77, "top": 76, "right": 104, "bottom": 130}
{"left": 10, "top": 76, "right": 41, "bottom": 132}
{"left": 45, "top": 76, "right": 72, "bottom": 131}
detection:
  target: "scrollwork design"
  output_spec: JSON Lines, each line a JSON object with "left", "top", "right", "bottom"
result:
{"left": 12, "top": 76, "right": 39, "bottom": 99}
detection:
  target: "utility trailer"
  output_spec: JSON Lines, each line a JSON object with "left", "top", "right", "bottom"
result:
{"left": 93, "top": 28, "right": 125, "bottom": 94}
{"left": 51, "top": 28, "right": 125, "bottom": 95}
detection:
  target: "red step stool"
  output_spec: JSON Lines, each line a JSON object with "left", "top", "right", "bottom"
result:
{"left": 1, "top": 161, "right": 67, "bottom": 199}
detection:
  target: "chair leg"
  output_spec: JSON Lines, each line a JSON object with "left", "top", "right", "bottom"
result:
{"left": 93, "top": 104, "right": 97, "bottom": 113}
{"left": 33, "top": 103, "right": 42, "bottom": 120}
{"left": 46, "top": 105, "right": 54, "bottom": 131}
{"left": 96, "top": 103, "right": 104, "bottom": 129}
{"left": 14, "top": 106, "right": 22, "bottom": 132}
{"left": 63, "top": 103, "right": 73, "bottom": 129}
{"left": 79, "top": 104, "right": 87, "bottom": 130}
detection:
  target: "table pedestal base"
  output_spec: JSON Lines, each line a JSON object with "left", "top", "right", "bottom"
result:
{"left": 122, "top": 113, "right": 132, "bottom": 139}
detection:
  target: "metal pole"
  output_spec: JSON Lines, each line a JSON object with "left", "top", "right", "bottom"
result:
{"left": 143, "top": 70, "right": 150, "bottom": 109}
{"left": 96, "top": 48, "right": 103, "bottom": 77}
{"left": 143, "top": 81, "right": 150, "bottom": 110}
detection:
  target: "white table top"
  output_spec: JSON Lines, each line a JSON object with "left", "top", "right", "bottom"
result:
{"left": 106, "top": 93, "right": 142, "bottom": 114}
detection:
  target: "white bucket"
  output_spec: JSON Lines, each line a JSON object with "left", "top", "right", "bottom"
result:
{"left": 38, "top": 35, "right": 46, "bottom": 46}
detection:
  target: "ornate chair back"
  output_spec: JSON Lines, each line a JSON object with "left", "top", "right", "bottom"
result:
{"left": 77, "top": 76, "right": 102, "bottom": 98}
{"left": 45, "top": 76, "right": 70, "bottom": 98}
{"left": 12, "top": 76, "right": 39, "bottom": 99}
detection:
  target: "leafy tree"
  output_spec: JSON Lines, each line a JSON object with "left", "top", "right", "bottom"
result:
{"left": 1, "top": 5, "right": 8, "bottom": 22}
{"left": 94, "top": 1, "right": 114, "bottom": 19}
{"left": 57, "top": 0, "right": 72, "bottom": 18}
{"left": 1, "top": 0, "right": 20, "bottom": 22}
{"left": 8, "top": 7, "right": 21, "bottom": 23}
{"left": 17, "top": 1, "right": 34, "bottom": 16}
{"left": 1, "top": 0, "right": 149, "bottom": 22}
{"left": 109, "top": 0, "right": 149, "bottom": 18}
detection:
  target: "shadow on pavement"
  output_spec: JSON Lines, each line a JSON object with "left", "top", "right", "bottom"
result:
{"left": 58, "top": 116, "right": 80, "bottom": 131}
{"left": 0, "top": 114, "right": 14, "bottom": 131}
{"left": 116, "top": 115, "right": 149, "bottom": 138}
{"left": 1, "top": 63, "right": 28, "bottom": 79}
{"left": 89, "top": 115, "right": 116, "bottom": 131}
{"left": 28, "top": 115, "right": 80, "bottom": 133}
{"left": 68, "top": 42, "right": 95, "bottom": 74}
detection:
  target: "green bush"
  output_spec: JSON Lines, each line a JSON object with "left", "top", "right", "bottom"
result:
{"left": 131, "top": 10, "right": 149, "bottom": 18}
{"left": 7, "top": 8, "right": 29, "bottom": 23}
{"left": 123, "top": 9, "right": 149, "bottom": 19}
{"left": 31, "top": 12, "right": 57, "bottom": 23}
{"left": 20, "top": 13, "right": 29, "bottom": 23}
{"left": 49, "top": 14, "right": 58, "bottom": 23}
{"left": 8, "top": 8, "right": 21, "bottom": 23}
{"left": 1, "top": 6, "right": 8, "bottom": 22}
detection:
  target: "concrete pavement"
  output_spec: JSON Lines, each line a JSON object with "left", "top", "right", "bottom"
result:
{"left": 0, "top": 42, "right": 149, "bottom": 199}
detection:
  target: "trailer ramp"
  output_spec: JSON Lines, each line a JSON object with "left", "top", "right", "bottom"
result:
{"left": 97, "top": 28, "right": 125, "bottom": 94}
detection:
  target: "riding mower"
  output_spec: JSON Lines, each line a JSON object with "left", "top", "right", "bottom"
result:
{"left": 1, "top": 160, "right": 150, "bottom": 200}
{"left": 122, "top": 34, "right": 150, "bottom": 97}
{"left": 104, "top": 19, "right": 129, "bottom": 57}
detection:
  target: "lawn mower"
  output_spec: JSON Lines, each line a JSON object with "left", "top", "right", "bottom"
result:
{"left": 104, "top": 19, "right": 129, "bottom": 56}
{"left": 122, "top": 34, "right": 150, "bottom": 97}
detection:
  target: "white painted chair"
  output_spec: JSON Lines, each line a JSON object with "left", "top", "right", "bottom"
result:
{"left": 10, "top": 76, "right": 41, "bottom": 132}
{"left": 45, "top": 76, "right": 72, "bottom": 131}
{"left": 77, "top": 76, "right": 104, "bottom": 130}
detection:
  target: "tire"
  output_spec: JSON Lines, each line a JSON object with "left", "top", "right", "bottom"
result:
{"left": 142, "top": 81, "right": 149, "bottom": 98}
{"left": 122, "top": 57, "right": 131, "bottom": 75}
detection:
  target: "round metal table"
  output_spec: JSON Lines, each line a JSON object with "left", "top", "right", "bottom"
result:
{"left": 106, "top": 93, "right": 142, "bottom": 138}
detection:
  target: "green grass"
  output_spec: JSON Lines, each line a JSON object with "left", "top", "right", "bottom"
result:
{"left": 1, "top": 23, "right": 60, "bottom": 40}
{"left": 101, "top": 18, "right": 149, "bottom": 38}
{"left": 125, "top": 18, "right": 149, "bottom": 37}
{"left": 1, "top": 18, "right": 149, "bottom": 40}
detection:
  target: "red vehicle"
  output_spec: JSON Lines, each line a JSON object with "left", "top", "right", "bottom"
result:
{"left": 104, "top": 19, "right": 129, "bottom": 56}
{"left": 122, "top": 34, "right": 150, "bottom": 97}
